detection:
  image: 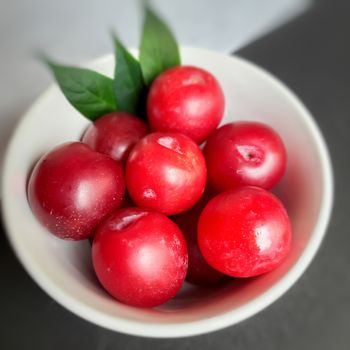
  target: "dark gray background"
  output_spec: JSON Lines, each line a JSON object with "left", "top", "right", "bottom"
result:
{"left": 1, "top": 0, "right": 349, "bottom": 348}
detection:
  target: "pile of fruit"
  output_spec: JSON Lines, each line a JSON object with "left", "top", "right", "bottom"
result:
{"left": 28, "top": 8, "right": 291, "bottom": 308}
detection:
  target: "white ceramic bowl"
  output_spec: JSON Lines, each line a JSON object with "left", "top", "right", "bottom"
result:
{"left": 1, "top": 47, "right": 333, "bottom": 338}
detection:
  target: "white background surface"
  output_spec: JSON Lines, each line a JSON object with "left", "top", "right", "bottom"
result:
{"left": 0, "top": 0, "right": 310, "bottom": 175}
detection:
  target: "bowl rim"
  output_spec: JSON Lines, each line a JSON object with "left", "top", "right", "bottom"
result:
{"left": 1, "top": 46, "right": 334, "bottom": 338}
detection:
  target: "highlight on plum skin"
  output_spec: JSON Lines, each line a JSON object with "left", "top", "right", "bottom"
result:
{"left": 204, "top": 121, "right": 287, "bottom": 192}
{"left": 198, "top": 186, "right": 292, "bottom": 278}
{"left": 92, "top": 207, "right": 188, "bottom": 307}
{"left": 27, "top": 142, "right": 125, "bottom": 240}
{"left": 126, "top": 132, "right": 207, "bottom": 216}
{"left": 82, "top": 112, "right": 149, "bottom": 165}
{"left": 147, "top": 66, "right": 225, "bottom": 144}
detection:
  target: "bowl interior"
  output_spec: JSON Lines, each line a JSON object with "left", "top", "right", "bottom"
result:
{"left": 1, "top": 47, "right": 332, "bottom": 337}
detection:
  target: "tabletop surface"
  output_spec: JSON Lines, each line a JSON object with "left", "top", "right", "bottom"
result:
{"left": 1, "top": 0, "right": 349, "bottom": 348}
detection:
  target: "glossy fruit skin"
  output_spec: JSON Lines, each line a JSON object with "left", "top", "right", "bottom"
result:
{"left": 28, "top": 142, "right": 125, "bottom": 240}
{"left": 147, "top": 66, "right": 225, "bottom": 144}
{"left": 89, "top": 193, "right": 135, "bottom": 246}
{"left": 173, "top": 187, "right": 228, "bottom": 286}
{"left": 82, "top": 112, "right": 149, "bottom": 165}
{"left": 198, "top": 186, "right": 292, "bottom": 278}
{"left": 92, "top": 207, "right": 188, "bottom": 307}
{"left": 204, "top": 121, "right": 287, "bottom": 191}
{"left": 126, "top": 132, "right": 207, "bottom": 216}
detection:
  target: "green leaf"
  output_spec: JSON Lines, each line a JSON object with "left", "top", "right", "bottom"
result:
{"left": 113, "top": 35, "right": 145, "bottom": 114}
{"left": 46, "top": 60, "right": 117, "bottom": 120}
{"left": 139, "top": 7, "right": 181, "bottom": 85}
